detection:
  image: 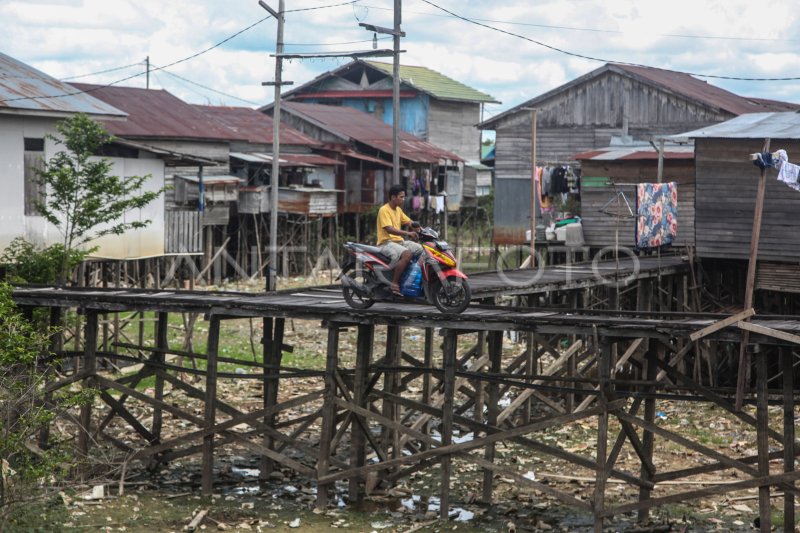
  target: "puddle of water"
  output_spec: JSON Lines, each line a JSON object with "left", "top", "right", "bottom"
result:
{"left": 230, "top": 466, "right": 261, "bottom": 477}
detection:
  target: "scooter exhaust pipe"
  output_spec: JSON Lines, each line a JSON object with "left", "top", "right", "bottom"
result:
{"left": 341, "top": 275, "right": 370, "bottom": 297}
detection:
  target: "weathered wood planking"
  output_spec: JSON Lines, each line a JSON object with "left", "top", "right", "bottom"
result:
{"left": 695, "top": 138, "right": 800, "bottom": 262}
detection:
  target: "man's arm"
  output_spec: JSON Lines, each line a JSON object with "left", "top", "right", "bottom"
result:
{"left": 383, "top": 225, "right": 417, "bottom": 239}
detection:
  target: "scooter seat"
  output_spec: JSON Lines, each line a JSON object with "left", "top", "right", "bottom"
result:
{"left": 348, "top": 243, "right": 392, "bottom": 264}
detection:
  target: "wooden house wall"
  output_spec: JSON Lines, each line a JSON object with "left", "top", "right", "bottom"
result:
{"left": 428, "top": 99, "right": 481, "bottom": 162}
{"left": 278, "top": 113, "right": 347, "bottom": 144}
{"left": 695, "top": 138, "right": 800, "bottom": 262}
{"left": 580, "top": 160, "right": 695, "bottom": 248}
{"left": 492, "top": 71, "right": 734, "bottom": 175}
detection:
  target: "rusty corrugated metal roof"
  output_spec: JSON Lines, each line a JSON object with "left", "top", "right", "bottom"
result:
{"left": 281, "top": 102, "right": 462, "bottom": 164}
{"left": 192, "top": 104, "right": 320, "bottom": 147}
{"left": 611, "top": 64, "right": 780, "bottom": 116}
{"left": 70, "top": 83, "right": 241, "bottom": 141}
{"left": 574, "top": 145, "right": 694, "bottom": 161}
{"left": 0, "top": 52, "right": 125, "bottom": 118}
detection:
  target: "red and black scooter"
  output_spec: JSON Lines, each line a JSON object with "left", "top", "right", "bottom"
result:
{"left": 339, "top": 226, "right": 471, "bottom": 313}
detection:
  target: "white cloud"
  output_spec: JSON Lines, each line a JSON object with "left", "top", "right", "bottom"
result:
{"left": 1, "top": 0, "right": 799, "bottom": 111}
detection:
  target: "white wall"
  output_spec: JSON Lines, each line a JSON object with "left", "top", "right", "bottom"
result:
{"left": 89, "top": 157, "right": 165, "bottom": 259}
{"left": 0, "top": 115, "right": 59, "bottom": 251}
{"left": 0, "top": 115, "right": 166, "bottom": 260}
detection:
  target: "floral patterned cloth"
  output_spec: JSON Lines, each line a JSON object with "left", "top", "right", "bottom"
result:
{"left": 636, "top": 182, "right": 678, "bottom": 249}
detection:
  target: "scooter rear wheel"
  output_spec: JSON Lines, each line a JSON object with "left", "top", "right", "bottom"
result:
{"left": 342, "top": 270, "right": 375, "bottom": 309}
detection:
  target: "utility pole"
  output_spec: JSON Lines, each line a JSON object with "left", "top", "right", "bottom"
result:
{"left": 145, "top": 56, "right": 150, "bottom": 89}
{"left": 392, "top": 0, "right": 401, "bottom": 185}
{"left": 361, "top": 3, "right": 403, "bottom": 186}
{"left": 260, "top": 0, "right": 285, "bottom": 292}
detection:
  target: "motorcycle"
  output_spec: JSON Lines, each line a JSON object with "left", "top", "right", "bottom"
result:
{"left": 339, "top": 227, "right": 472, "bottom": 313}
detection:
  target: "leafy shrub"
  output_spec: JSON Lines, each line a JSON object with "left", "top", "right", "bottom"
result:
{"left": 1, "top": 238, "right": 88, "bottom": 285}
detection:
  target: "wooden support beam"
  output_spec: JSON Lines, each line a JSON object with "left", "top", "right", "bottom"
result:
{"left": 737, "top": 321, "right": 800, "bottom": 345}
{"left": 483, "top": 331, "right": 502, "bottom": 503}
{"left": 201, "top": 316, "right": 220, "bottom": 496}
{"left": 782, "top": 347, "right": 796, "bottom": 532}
{"left": 638, "top": 348, "right": 658, "bottom": 524}
{"left": 316, "top": 324, "right": 340, "bottom": 509}
{"left": 593, "top": 339, "right": 611, "bottom": 532}
{"left": 349, "top": 324, "right": 373, "bottom": 505}
{"left": 318, "top": 400, "right": 625, "bottom": 485}
{"left": 736, "top": 138, "right": 771, "bottom": 410}
{"left": 151, "top": 312, "right": 168, "bottom": 444}
{"left": 440, "top": 329, "right": 457, "bottom": 520}
{"left": 689, "top": 308, "right": 755, "bottom": 342}
{"left": 496, "top": 340, "right": 583, "bottom": 424}
{"left": 77, "top": 310, "right": 98, "bottom": 475}
{"left": 756, "top": 352, "right": 771, "bottom": 533}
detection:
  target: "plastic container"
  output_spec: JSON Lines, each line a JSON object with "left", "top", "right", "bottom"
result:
{"left": 400, "top": 260, "right": 423, "bottom": 297}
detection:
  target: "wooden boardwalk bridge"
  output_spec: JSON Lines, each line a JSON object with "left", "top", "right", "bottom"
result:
{"left": 11, "top": 255, "right": 799, "bottom": 532}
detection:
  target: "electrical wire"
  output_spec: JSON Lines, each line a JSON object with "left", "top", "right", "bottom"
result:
{"left": 0, "top": 15, "right": 275, "bottom": 104}
{"left": 159, "top": 68, "right": 261, "bottom": 106}
{"left": 418, "top": 0, "right": 800, "bottom": 81}
{"left": 366, "top": 2, "right": 796, "bottom": 43}
{"left": 59, "top": 61, "right": 144, "bottom": 81}
{"left": 285, "top": 36, "right": 390, "bottom": 47}
{"left": 286, "top": 0, "right": 360, "bottom": 13}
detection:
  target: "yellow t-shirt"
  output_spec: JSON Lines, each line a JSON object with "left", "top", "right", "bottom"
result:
{"left": 376, "top": 203, "right": 411, "bottom": 245}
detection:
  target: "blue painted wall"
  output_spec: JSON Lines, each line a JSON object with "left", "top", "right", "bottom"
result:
{"left": 300, "top": 94, "right": 430, "bottom": 140}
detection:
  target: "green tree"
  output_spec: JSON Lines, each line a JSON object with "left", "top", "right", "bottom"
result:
{"left": 36, "top": 113, "right": 163, "bottom": 283}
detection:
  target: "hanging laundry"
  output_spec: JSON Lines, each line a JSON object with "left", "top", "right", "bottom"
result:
{"left": 752, "top": 152, "right": 775, "bottom": 170}
{"left": 636, "top": 182, "right": 678, "bottom": 250}
{"left": 541, "top": 166, "right": 552, "bottom": 197}
{"left": 550, "top": 166, "right": 569, "bottom": 194}
{"left": 774, "top": 149, "right": 800, "bottom": 192}
{"left": 434, "top": 195, "right": 445, "bottom": 213}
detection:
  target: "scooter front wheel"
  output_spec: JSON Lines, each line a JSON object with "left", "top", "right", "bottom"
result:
{"left": 342, "top": 270, "right": 375, "bottom": 309}
{"left": 431, "top": 275, "right": 471, "bottom": 314}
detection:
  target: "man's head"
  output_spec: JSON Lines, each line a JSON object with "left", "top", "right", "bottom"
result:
{"left": 388, "top": 184, "right": 406, "bottom": 208}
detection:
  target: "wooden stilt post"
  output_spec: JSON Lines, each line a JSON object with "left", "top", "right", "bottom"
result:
{"left": 593, "top": 337, "right": 611, "bottom": 532}
{"left": 737, "top": 139, "right": 771, "bottom": 409}
{"left": 482, "top": 330, "right": 502, "bottom": 503}
{"left": 781, "top": 346, "right": 795, "bottom": 531}
{"left": 421, "top": 327, "right": 434, "bottom": 451}
{"left": 39, "top": 306, "right": 63, "bottom": 449}
{"left": 381, "top": 325, "right": 401, "bottom": 467}
{"left": 77, "top": 310, "right": 98, "bottom": 477}
{"left": 349, "top": 324, "right": 374, "bottom": 505}
{"left": 756, "top": 349, "right": 771, "bottom": 532}
{"left": 474, "top": 331, "right": 486, "bottom": 423}
{"left": 440, "top": 329, "right": 457, "bottom": 520}
{"left": 638, "top": 345, "right": 658, "bottom": 523}
{"left": 316, "top": 324, "right": 340, "bottom": 509}
{"left": 152, "top": 312, "right": 168, "bottom": 443}
{"left": 259, "top": 317, "right": 274, "bottom": 480}
{"left": 201, "top": 316, "right": 221, "bottom": 496}
{"left": 261, "top": 317, "right": 284, "bottom": 477}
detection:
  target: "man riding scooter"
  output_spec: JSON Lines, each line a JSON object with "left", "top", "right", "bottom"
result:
{"left": 376, "top": 184, "right": 422, "bottom": 296}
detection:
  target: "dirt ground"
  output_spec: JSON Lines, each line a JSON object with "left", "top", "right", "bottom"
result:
{"left": 4, "top": 276, "right": 798, "bottom": 532}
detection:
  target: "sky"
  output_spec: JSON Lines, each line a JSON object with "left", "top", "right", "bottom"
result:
{"left": 2, "top": 0, "right": 800, "bottom": 123}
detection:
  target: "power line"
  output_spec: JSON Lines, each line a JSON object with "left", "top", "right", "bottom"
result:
{"left": 0, "top": 15, "right": 274, "bottom": 104}
{"left": 158, "top": 68, "right": 261, "bottom": 106}
{"left": 367, "top": 2, "right": 795, "bottom": 43}
{"left": 286, "top": 0, "right": 360, "bottom": 13}
{"left": 418, "top": 0, "right": 800, "bottom": 82}
{"left": 285, "top": 36, "right": 390, "bottom": 46}
{"left": 59, "top": 62, "right": 144, "bottom": 81}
